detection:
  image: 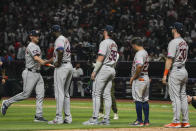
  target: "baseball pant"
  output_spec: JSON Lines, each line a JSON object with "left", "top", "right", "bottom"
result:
{"left": 5, "top": 69, "right": 44, "bottom": 117}
{"left": 132, "top": 75, "right": 150, "bottom": 102}
{"left": 168, "top": 68, "right": 189, "bottom": 123}
{"left": 99, "top": 84, "right": 118, "bottom": 114}
{"left": 54, "top": 63, "right": 73, "bottom": 122}
{"left": 92, "top": 65, "right": 115, "bottom": 119}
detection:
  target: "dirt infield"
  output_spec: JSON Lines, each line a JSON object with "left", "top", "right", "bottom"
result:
{"left": 42, "top": 127, "right": 196, "bottom": 131}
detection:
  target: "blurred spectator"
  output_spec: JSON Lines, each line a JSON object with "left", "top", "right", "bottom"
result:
{"left": 70, "top": 63, "right": 84, "bottom": 97}
{"left": 0, "top": 0, "right": 195, "bottom": 62}
{"left": 46, "top": 43, "right": 54, "bottom": 59}
{"left": 17, "top": 44, "right": 26, "bottom": 60}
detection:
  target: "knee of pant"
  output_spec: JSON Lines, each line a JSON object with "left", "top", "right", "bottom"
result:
{"left": 103, "top": 92, "right": 111, "bottom": 99}
{"left": 22, "top": 92, "right": 31, "bottom": 99}
{"left": 92, "top": 90, "right": 101, "bottom": 97}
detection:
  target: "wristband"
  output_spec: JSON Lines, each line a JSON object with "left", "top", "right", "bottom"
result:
{"left": 164, "top": 69, "right": 169, "bottom": 76}
{"left": 93, "top": 61, "right": 102, "bottom": 73}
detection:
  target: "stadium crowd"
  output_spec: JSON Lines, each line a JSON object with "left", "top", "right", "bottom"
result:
{"left": 0, "top": 0, "right": 196, "bottom": 63}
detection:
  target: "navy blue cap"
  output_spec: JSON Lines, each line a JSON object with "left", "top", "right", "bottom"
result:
{"left": 51, "top": 25, "right": 61, "bottom": 32}
{"left": 170, "top": 22, "right": 183, "bottom": 31}
{"left": 104, "top": 25, "right": 114, "bottom": 33}
{"left": 29, "top": 30, "right": 40, "bottom": 36}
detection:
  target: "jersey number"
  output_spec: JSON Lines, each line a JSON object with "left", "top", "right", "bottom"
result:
{"left": 109, "top": 50, "right": 117, "bottom": 61}
{"left": 178, "top": 49, "right": 187, "bottom": 61}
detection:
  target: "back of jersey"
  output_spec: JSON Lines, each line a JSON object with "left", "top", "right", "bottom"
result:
{"left": 167, "top": 37, "right": 188, "bottom": 68}
{"left": 53, "top": 35, "right": 71, "bottom": 63}
{"left": 98, "top": 39, "right": 118, "bottom": 67}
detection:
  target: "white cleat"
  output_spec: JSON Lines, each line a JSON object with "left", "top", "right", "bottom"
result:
{"left": 48, "top": 118, "right": 63, "bottom": 124}
{"left": 113, "top": 113, "right": 119, "bottom": 120}
{"left": 98, "top": 113, "right": 104, "bottom": 119}
{"left": 83, "top": 118, "right": 99, "bottom": 125}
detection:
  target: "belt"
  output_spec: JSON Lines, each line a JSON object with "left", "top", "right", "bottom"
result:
{"left": 27, "top": 68, "right": 40, "bottom": 73}
{"left": 177, "top": 67, "right": 182, "bottom": 69}
{"left": 62, "top": 62, "right": 68, "bottom": 64}
{"left": 104, "top": 64, "right": 115, "bottom": 68}
{"left": 141, "top": 72, "right": 148, "bottom": 75}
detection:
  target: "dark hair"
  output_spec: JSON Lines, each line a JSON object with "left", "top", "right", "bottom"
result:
{"left": 131, "top": 37, "right": 143, "bottom": 46}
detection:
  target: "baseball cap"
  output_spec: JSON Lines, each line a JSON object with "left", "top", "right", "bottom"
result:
{"left": 29, "top": 30, "right": 40, "bottom": 36}
{"left": 51, "top": 25, "right": 61, "bottom": 32}
{"left": 169, "top": 22, "right": 183, "bottom": 31}
{"left": 103, "top": 25, "right": 114, "bottom": 33}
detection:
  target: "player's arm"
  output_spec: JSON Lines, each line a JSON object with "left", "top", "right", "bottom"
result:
{"left": 132, "top": 64, "right": 143, "bottom": 80}
{"left": 33, "top": 56, "right": 51, "bottom": 65}
{"left": 91, "top": 55, "right": 104, "bottom": 80}
{"left": 130, "top": 64, "right": 142, "bottom": 86}
{"left": 54, "top": 49, "right": 64, "bottom": 67}
{"left": 162, "top": 41, "right": 175, "bottom": 84}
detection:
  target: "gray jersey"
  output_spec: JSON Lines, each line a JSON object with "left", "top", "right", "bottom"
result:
{"left": 98, "top": 39, "right": 118, "bottom": 67}
{"left": 167, "top": 37, "right": 188, "bottom": 68}
{"left": 25, "top": 42, "right": 41, "bottom": 70}
{"left": 131, "top": 49, "right": 149, "bottom": 77}
{"left": 53, "top": 35, "right": 71, "bottom": 63}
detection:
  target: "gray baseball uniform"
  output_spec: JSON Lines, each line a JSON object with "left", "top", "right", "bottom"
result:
{"left": 131, "top": 49, "right": 150, "bottom": 102}
{"left": 53, "top": 35, "right": 73, "bottom": 123}
{"left": 4, "top": 42, "right": 44, "bottom": 117}
{"left": 92, "top": 38, "right": 118, "bottom": 120}
{"left": 167, "top": 37, "right": 189, "bottom": 123}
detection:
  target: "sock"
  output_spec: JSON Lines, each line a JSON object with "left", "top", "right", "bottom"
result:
{"left": 135, "top": 101, "right": 143, "bottom": 123}
{"left": 143, "top": 102, "right": 149, "bottom": 123}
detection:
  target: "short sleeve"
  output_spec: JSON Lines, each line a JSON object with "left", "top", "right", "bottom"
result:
{"left": 55, "top": 39, "right": 65, "bottom": 50}
{"left": 28, "top": 45, "right": 40, "bottom": 56}
{"left": 167, "top": 40, "right": 176, "bottom": 58}
{"left": 135, "top": 52, "right": 144, "bottom": 66}
{"left": 98, "top": 41, "right": 107, "bottom": 56}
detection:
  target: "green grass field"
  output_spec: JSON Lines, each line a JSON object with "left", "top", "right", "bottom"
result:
{"left": 0, "top": 98, "right": 196, "bottom": 131}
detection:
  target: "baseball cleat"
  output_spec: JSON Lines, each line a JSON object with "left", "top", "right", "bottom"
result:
{"left": 181, "top": 123, "right": 190, "bottom": 128}
{"left": 48, "top": 118, "right": 64, "bottom": 124}
{"left": 129, "top": 120, "right": 144, "bottom": 126}
{"left": 164, "top": 123, "right": 181, "bottom": 128}
{"left": 82, "top": 118, "right": 99, "bottom": 125}
{"left": 144, "top": 122, "right": 150, "bottom": 126}
{"left": 113, "top": 113, "right": 119, "bottom": 120}
{"left": 1, "top": 100, "right": 8, "bottom": 116}
{"left": 98, "top": 118, "right": 110, "bottom": 125}
{"left": 34, "top": 116, "right": 48, "bottom": 122}
{"left": 98, "top": 113, "right": 104, "bottom": 119}
{"left": 64, "top": 119, "right": 72, "bottom": 124}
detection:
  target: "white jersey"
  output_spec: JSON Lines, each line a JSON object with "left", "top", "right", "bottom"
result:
{"left": 53, "top": 35, "right": 71, "bottom": 63}
{"left": 131, "top": 49, "right": 149, "bottom": 77}
{"left": 167, "top": 37, "right": 188, "bottom": 68}
{"left": 25, "top": 42, "right": 41, "bottom": 70}
{"left": 98, "top": 38, "right": 118, "bottom": 67}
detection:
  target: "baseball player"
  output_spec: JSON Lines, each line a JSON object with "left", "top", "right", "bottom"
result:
{"left": 83, "top": 25, "right": 118, "bottom": 125}
{"left": 162, "top": 22, "right": 190, "bottom": 128}
{"left": 129, "top": 37, "right": 150, "bottom": 126}
{"left": 1, "top": 30, "right": 51, "bottom": 122}
{"left": 48, "top": 25, "right": 73, "bottom": 124}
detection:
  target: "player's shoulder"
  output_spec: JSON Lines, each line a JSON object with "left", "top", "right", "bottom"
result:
{"left": 136, "top": 49, "right": 147, "bottom": 56}
{"left": 101, "top": 39, "right": 116, "bottom": 45}
{"left": 57, "top": 35, "right": 69, "bottom": 43}
{"left": 27, "top": 42, "right": 38, "bottom": 49}
{"left": 169, "top": 37, "right": 182, "bottom": 46}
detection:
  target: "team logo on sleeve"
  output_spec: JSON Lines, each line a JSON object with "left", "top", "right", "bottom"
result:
{"left": 33, "top": 50, "right": 40, "bottom": 55}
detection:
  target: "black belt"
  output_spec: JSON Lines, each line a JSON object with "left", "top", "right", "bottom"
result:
{"left": 62, "top": 62, "right": 68, "bottom": 64}
{"left": 27, "top": 68, "right": 40, "bottom": 73}
{"left": 177, "top": 67, "right": 182, "bottom": 69}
